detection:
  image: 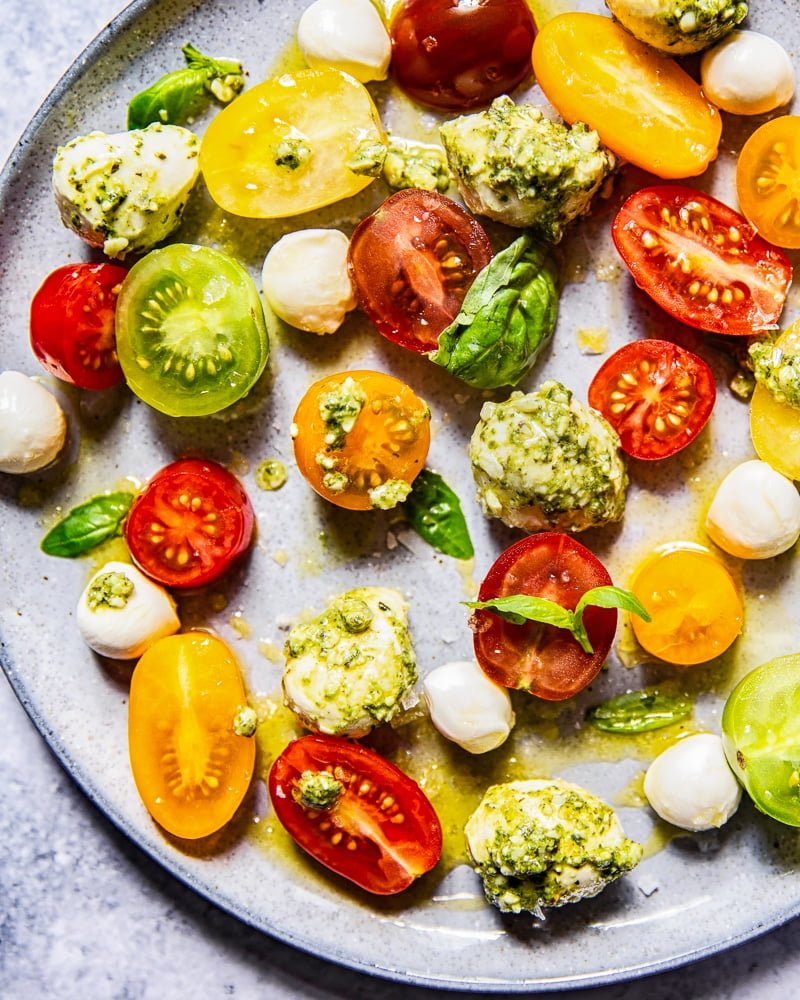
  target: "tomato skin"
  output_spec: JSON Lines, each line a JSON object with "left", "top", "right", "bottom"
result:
{"left": 472, "top": 533, "right": 616, "bottom": 701}
{"left": 588, "top": 339, "right": 716, "bottom": 461}
{"left": 389, "top": 0, "right": 535, "bottom": 112}
{"left": 630, "top": 542, "right": 742, "bottom": 666}
{"left": 737, "top": 116, "right": 800, "bottom": 250}
{"left": 348, "top": 189, "right": 492, "bottom": 353}
{"left": 269, "top": 734, "right": 442, "bottom": 894}
{"left": 293, "top": 370, "right": 430, "bottom": 511}
{"left": 722, "top": 654, "right": 800, "bottom": 827}
{"left": 125, "top": 458, "right": 254, "bottom": 589}
{"left": 30, "top": 263, "right": 127, "bottom": 390}
{"left": 613, "top": 187, "right": 792, "bottom": 336}
{"left": 532, "top": 14, "right": 721, "bottom": 179}
{"left": 129, "top": 632, "right": 255, "bottom": 840}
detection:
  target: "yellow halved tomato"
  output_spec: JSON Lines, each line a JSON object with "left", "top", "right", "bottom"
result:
{"left": 129, "top": 632, "right": 255, "bottom": 839}
{"left": 630, "top": 542, "right": 742, "bottom": 666}
{"left": 293, "top": 370, "right": 430, "bottom": 511}
{"left": 737, "top": 116, "right": 800, "bottom": 249}
{"left": 751, "top": 321, "right": 800, "bottom": 479}
{"left": 200, "top": 68, "right": 385, "bottom": 218}
{"left": 532, "top": 13, "right": 721, "bottom": 179}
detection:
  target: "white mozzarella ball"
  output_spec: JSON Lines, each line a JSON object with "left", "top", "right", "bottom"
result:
{"left": 297, "top": 0, "right": 391, "bottom": 83}
{"left": 701, "top": 31, "right": 795, "bottom": 116}
{"left": 262, "top": 229, "right": 356, "bottom": 334}
{"left": 644, "top": 733, "right": 742, "bottom": 832}
{"left": 0, "top": 371, "right": 67, "bottom": 474}
{"left": 705, "top": 459, "right": 800, "bottom": 559}
{"left": 422, "top": 659, "right": 515, "bottom": 754}
{"left": 77, "top": 561, "right": 180, "bottom": 660}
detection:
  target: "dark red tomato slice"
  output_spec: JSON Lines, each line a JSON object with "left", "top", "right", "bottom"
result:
{"left": 269, "top": 734, "right": 442, "bottom": 895}
{"left": 30, "top": 263, "right": 127, "bottom": 390}
{"left": 588, "top": 339, "right": 716, "bottom": 461}
{"left": 125, "top": 458, "right": 254, "bottom": 589}
{"left": 348, "top": 189, "right": 492, "bottom": 353}
{"left": 612, "top": 186, "right": 792, "bottom": 336}
{"left": 472, "top": 533, "right": 616, "bottom": 701}
{"left": 390, "top": 0, "right": 535, "bottom": 111}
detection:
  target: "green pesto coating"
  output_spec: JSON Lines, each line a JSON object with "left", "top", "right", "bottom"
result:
{"left": 295, "top": 770, "right": 344, "bottom": 811}
{"left": 750, "top": 337, "right": 800, "bottom": 409}
{"left": 86, "top": 571, "right": 134, "bottom": 611}
{"left": 606, "top": 0, "right": 747, "bottom": 55}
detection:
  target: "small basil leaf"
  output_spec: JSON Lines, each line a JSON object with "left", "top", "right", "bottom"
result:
{"left": 429, "top": 234, "right": 559, "bottom": 389}
{"left": 41, "top": 492, "right": 134, "bottom": 558}
{"left": 403, "top": 469, "right": 474, "bottom": 560}
{"left": 572, "top": 586, "right": 651, "bottom": 654}
{"left": 587, "top": 690, "right": 693, "bottom": 734}
{"left": 466, "top": 595, "right": 575, "bottom": 632}
{"left": 127, "top": 44, "right": 244, "bottom": 129}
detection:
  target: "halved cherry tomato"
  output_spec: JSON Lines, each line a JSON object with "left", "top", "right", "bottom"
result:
{"left": 348, "top": 189, "right": 492, "bottom": 353}
{"left": 471, "top": 533, "right": 616, "bottom": 701}
{"left": 737, "top": 116, "right": 800, "bottom": 250}
{"left": 30, "top": 263, "right": 127, "bottom": 390}
{"left": 201, "top": 68, "right": 385, "bottom": 218}
{"left": 269, "top": 734, "right": 442, "bottom": 894}
{"left": 389, "top": 0, "right": 535, "bottom": 111}
{"left": 129, "top": 632, "right": 255, "bottom": 840}
{"left": 293, "top": 370, "right": 430, "bottom": 511}
{"left": 751, "top": 322, "right": 800, "bottom": 479}
{"left": 125, "top": 458, "right": 254, "bottom": 588}
{"left": 630, "top": 542, "right": 743, "bottom": 666}
{"left": 613, "top": 187, "right": 792, "bottom": 336}
{"left": 532, "top": 13, "right": 721, "bottom": 179}
{"left": 588, "top": 339, "right": 716, "bottom": 460}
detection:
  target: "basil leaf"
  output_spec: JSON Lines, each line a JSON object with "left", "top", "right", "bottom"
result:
{"left": 403, "top": 469, "right": 474, "bottom": 560}
{"left": 429, "top": 234, "right": 559, "bottom": 389}
{"left": 587, "top": 690, "right": 692, "bottom": 734}
{"left": 127, "top": 44, "right": 244, "bottom": 129}
{"left": 466, "top": 595, "right": 575, "bottom": 632}
{"left": 572, "top": 586, "right": 651, "bottom": 654}
{"left": 41, "top": 492, "right": 134, "bottom": 558}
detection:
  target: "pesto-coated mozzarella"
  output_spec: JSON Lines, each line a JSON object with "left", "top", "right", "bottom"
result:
{"left": 422, "top": 660, "right": 515, "bottom": 754}
{"left": 705, "top": 460, "right": 800, "bottom": 559}
{"left": 644, "top": 733, "right": 741, "bottom": 832}
{"left": 76, "top": 561, "right": 180, "bottom": 660}
{"left": 0, "top": 371, "right": 66, "bottom": 474}
{"left": 297, "top": 0, "right": 391, "bottom": 83}
{"left": 53, "top": 124, "right": 199, "bottom": 259}
{"left": 701, "top": 31, "right": 795, "bottom": 116}
{"left": 262, "top": 229, "right": 356, "bottom": 334}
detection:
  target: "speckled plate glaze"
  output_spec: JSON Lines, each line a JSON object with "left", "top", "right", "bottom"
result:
{"left": 2, "top": 0, "right": 800, "bottom": 990}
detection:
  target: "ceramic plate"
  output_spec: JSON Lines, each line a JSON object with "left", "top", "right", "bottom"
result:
{"left": 2, "top": 0, "right": 800, "bottom": 990}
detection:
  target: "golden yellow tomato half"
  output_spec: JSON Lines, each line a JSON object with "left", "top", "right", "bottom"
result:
{"left": 201, "top": 68, "right": 385, "bottom": 218}
{"left": 532, "top": 13, "right": 721, "bottom": 179}
{"left": 630, "top": 542, "right": 743, "bottom": 666}
{"left": 751, "top": 321, "right": 800, "bottom": 480}
{"left": 737, "top": 116, "right": 800, "bottom": 250}
{"left": 129, "top": 632, "right": 255, "bottom": 839}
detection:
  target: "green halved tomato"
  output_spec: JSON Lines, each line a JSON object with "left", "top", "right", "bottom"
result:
{"left": 722, "top": 653, "right": 800, "bottom": 827}
{"left": 116, "top": 244, "right": 269, "bottom": 417}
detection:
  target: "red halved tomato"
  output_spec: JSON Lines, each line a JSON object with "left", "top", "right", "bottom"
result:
{"left": 472, "top": 533, "right": 616, "bottom": 701}
{"left": 390, "top": 0, "right": 535, "bottom": 111}
{"left": 30, "top": 262, "right": 127, "bottom": 390}
{"left": 588, "top": 339, "right": 716, "bottom": 460}
{"left": 613, "top": 186, "right": 792, "bottom": 335}
{"left": 125, "top": 458, "right": 254, "bottom": 589}
{"left": 269, "top": 734, "right": 442, "bottom": 895}
{"left": 348, "top": 189, "right": 492, "bottom": 353}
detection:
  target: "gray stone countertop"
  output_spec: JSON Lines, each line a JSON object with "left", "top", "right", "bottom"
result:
{"left": 1, "top": 1, "right": 799, "bottom": 997}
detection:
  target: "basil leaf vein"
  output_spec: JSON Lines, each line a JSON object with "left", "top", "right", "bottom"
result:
{"left": 41, "top": 492, "right": 134, "bottom": 558}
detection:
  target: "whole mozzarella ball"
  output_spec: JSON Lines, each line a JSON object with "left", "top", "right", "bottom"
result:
{"left": 705, "top": 460, "right": 800, "bottom": 559}
{"left": 423, "top": 659, "right": 515, "bottom": 754}
{"left": 701, "top": 31, "right": 795, "bottom": 116}
{"left": 297, "top": 0, "right": 391, "bottom": 83}
{"left": 644, "top": 733, "right": 742, "bottom": 832}
{"left": 262, "top": 229, "right": 356, "bottom": 334}
{"left": 0, "top": 371, "right": 67, "bottom": 474}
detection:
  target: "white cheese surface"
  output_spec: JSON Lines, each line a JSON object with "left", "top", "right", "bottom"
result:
{"left": 0, "top": 371, "right": 66, "bottom": 474}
